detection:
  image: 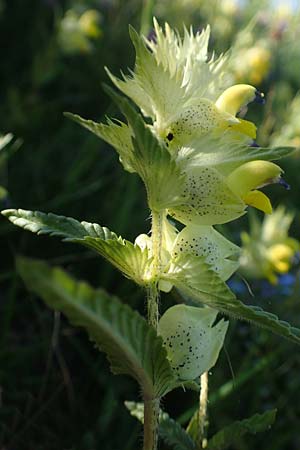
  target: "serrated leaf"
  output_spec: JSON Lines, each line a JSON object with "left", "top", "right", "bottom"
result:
{"left": 163, "top": 254, "right": 235, "bottom": 306}
{"left": 125, "top": 401, "right": 196, "bottom": 450}
{"left": 2, "top": 208, "right": 118, "bottom": 240}
{"left": 65, "top": 113, "right": 136, "bottom": 173}
{"left": 104, "top": 85, "right": 186, "bottom": 210}
{"left": 74, "top": 236, "right": 152, "bottom": 285}
{"left": 2, "top": 209, "right": 152, "bottom": 285}
{"left": 163, "top": 253, "right": 300, "bottom": 345}
{"left": 17, "top": 257, "right": 177, "bottom": 398}
{"left": 206, "top": 409, "right": 277, "bottom": 450}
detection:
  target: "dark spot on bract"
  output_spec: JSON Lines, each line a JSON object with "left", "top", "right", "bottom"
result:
{"left": 166, "top": 132, "right": 174, "bottom": 141}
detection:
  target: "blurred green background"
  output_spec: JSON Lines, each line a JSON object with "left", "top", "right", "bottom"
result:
{"left": 1, "top": 0, "right": 300, "bottom": 449}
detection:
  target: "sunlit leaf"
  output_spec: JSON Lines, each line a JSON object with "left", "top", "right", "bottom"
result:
{"left": 104, "top": 85, "right": 186, "bottom": 210}
{"left": 2, "top": 209, "right": 152, "bottom": 285}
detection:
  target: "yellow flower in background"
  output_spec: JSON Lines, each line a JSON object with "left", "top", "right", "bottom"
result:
{"left": 266, "top": 244, "right": 295, "bottom": 275}
{"left": 229, "top": 19, "right": 272, "bottom": 86}
{"left": 240, "top": 206, "right": 299, "bottom": 284}
{"left": 234, "top": 46, "right": 271, "bottom": 85}
{"left": 79, "top": 10, "right": 102, "bottom": 39}
{"left": 58, "top": 9, "right": 102, "bottom": 55}
{"left": 270, "top": 94, "right": 300, "bottom": 150}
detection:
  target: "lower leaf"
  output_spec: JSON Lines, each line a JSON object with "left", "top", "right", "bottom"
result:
{"left": 17, "top": 257, "right": 176, "bottom": 398}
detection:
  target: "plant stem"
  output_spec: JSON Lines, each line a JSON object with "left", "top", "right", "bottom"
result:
{"left": 197, "top": 371, "right": 209, "bottom": 449}
{"left": 143, "top": 209, "right": 163, "bottom": 450}
{"left": 151, "top": 209, "right": 163, "bottom": 277}
{"left": 144, "top": 397, "right": 160, "bottom": 450}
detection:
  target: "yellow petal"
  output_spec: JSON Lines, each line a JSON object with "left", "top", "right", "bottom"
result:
{"left": 267, "top": 243, "right": 294, "bottom": 270}
{"left": 216, "top": 84, "right": 264, "bottom": 116}
{"left": 227, "top": 160, "right": 282, "bottom": 197}
{"left": 229, "top": 118, "right": 257, "bottom": 139}
{"left": 243, "top": 190, "right": 272, "bottom": 214}
{"left": 273, "top": 261, "right": 290, "bottom": 273}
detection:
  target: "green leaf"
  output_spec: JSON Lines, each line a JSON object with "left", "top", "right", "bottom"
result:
{"left": 75, "top": 236, "right": 152, "bottom": 285}
{"left": 206, "top": 409, "right": 277, "bottom": 450}
{"left": 17, "top": 257, "right": 176, "bottom": 398}
{"left": 2, "top": 209, "right": 152, "bottom": 285}
{"left": 125, "top": 401, "right": 196, "bottom": 450}
{"left": 159, "top": 415, "right": 196, "bottom": 450}
{"left": 65, "top": 113, "right": 136, "bottom": 173}
{"left": 164, "top": 254, "right": 300, "bottom": 345}
{"left": 104, "top": 85, "right": 186, "bottom": 210}
{"left": 163, "top": 254, "right": 235, "bottom": 306}
{"left": 2, "top": 208, "right": 118, "bottom": 240}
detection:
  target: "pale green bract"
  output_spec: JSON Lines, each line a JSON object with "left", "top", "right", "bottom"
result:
{"left": 107, "top": 20, "right": 231, "bottom": 136}
{"left": 158, "top": 305, "right": 228, "bottom": 380}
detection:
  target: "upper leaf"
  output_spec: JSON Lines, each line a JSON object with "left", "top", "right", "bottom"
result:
{"left": 104, "top": 85, "right": 186, "bottom": 210}
{"left": 2, "top": 209, "right": 152, "bottom": 286}
{"left": 206, "top": 409, "right": 277, "bottom": 450}
{"left": 17, "top": 257, "right": 177, "bottom": 398}
{"left": 165, "top": 253, "right": 300, "bottom": 345}
{"left": 2, "top": 208, "right": 118, "bottom": 240}
{"left": 65, "top": 113, "right": 136, "bottom": 173}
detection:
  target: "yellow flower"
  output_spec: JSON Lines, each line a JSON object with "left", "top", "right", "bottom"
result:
{"left": 79, "top": 10, "right": 102, "bottom": 39}
{"left": 226, "top": 160, "right": 282, "bottom": 214}
{"left": 266, "top": 243, "right": 295, "bottom": 274}
{"left": 240, "top": 206, "right": 299, "bottom": 283}
{"left": 235, "top": 46, "right": 271, "bottom": 85}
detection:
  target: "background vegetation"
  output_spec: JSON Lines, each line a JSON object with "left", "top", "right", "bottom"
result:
{"left": 1, "top": 0, "right": 300, "bottom": 449}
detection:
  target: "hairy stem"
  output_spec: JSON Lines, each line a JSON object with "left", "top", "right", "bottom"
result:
{"left": 143, "top": 209, "right": 163, "bottom": 450}
{"left": 197, "top": 371, "right": 209, "bottom": 449}
{"left": 144, "top": 397, "right": 160, "bottom": 450}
